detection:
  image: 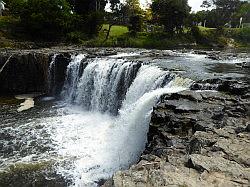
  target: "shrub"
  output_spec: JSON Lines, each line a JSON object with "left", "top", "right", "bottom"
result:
{"left": 9, "top": 0, "right": 73, "bottom": 41}
{"left": 128, "top": 15, "right": 143, "bottom": 34}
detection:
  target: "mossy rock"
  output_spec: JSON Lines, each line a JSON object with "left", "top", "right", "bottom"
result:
{"left": 0, "top": 161, "right": 69, "bottom": 187}
{"left": 0, "top": 96, "right": 21, "bottom": 105}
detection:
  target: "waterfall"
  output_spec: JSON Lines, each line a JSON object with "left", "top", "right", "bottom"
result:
{"left": 61, "top": 54, "right": 86, "bottom": 102}
{"left": 48, "top": 53, "right": 193, "bottom": 186}
{"left": 48, "top": 54, "right": 58, "bottom": 95}
{"left": 62, "top": 56, "right": 142, "bottom": 115}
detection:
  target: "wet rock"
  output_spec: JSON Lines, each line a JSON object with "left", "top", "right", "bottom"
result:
{"left": 193, "top": 121, "right": 211, "bottom": 132}
{"left": 188, "top": 138, "right": 202, "bottom": 154}
{"left": 242, "top": 62, "right": 250, "bottom": 68}
{"left": 218, "top": 81, "right": 249, "bottom": 95}
{"left": 166, "top": 90, "right": 203, "bottom": 101}
{"left": 0, "top": 162, "right": 69, "bottom": 187}
{"left": 0, "top": 53, "right": 50, "bottom": 94}
{"left": 211, "top": 112, "right": 225, "bottom": 121}
{"left": 246, "top": 123, "right": 250, "bottom": 132}
{"left": 49, "top": 53, "right": 71, "bottom": 95}
{"left": 192, "top": 78, "right": 250, "bottom": 96}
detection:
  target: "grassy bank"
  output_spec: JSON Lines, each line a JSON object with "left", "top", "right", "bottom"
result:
{"left": 1, "top": 16, "right": 250, "bottom": 49}
{"left": 83, "top": 25, "right": 250, "bottom": 49}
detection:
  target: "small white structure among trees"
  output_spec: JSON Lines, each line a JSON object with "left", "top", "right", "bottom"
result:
{"left": 0, "top": 1, "right": 6, "bottom": 16}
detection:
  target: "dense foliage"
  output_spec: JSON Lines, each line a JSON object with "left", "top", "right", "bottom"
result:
{"left": 19, "top": 0, "right": 72, "bottom": 40}
{"left": 151, "top": 0, "right": 191, "bottom": 34}
{"left": 1, "top": 0, "right": 249, "bottom": 46}
{"left": 197, "top": 0, "right": 250, "bottom": 28}
{"left": 4, "top": 0, "right": 109, "bottom": 40}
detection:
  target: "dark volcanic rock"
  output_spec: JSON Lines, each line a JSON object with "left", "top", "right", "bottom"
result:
{"left": 246, "top": 123, "right": 250, "bottom": 132}
{"left": 0, "top": 53, "right": 50, "bottom": 94}
{"left": 111, "top": 90, "right": 250, "bottom": 186}
{"left": 191, "top": 78, "right": 250, "bottom": 95}
{"left": 0, "top": 51, "right": 71, "bottom": 95}
{"left": 48, "top": 53, "right": 71, "bottom": 95}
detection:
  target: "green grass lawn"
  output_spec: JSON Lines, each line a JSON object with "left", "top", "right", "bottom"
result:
{"left": 100, "top": 24, "right": 129, "bottom": 38}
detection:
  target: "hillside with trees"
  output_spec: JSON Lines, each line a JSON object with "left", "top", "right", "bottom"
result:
{"left": 0, "top": 0, "right": 249, "bottom": 48}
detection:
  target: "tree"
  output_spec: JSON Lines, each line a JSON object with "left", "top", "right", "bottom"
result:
{"left": 66, "top": 0, "right": 108, "bottom": 36}
{"left": 19, "top": 0, "right": 72, "bottom": 40}
{"left": 201, "top": 0, "right": 242, "bottom": 26}
{"left": 195, "top": 10, "right": 208, "bottom": 26}
{"left": 68, "top": 0, "right": 107, "bottom": 16}
{"left": 109, "top": 0, "right": 120, "bottom": 11}
{"left": 151, "top": 0, "right": 191, "bottom": 34}
{"left": 4, "top": 0, "right": 26, "bottom": 16}
{"left": 126, "top": 0, "right": 142, "bottom": 15}
{"left": 103, "top": 0, "right": 122, "bottom": 40}
{"left": 231, "top": 2, "right": 250, "bottom": 27}
{"left": 129, "top": 14, "right": 143, "bottom": 34}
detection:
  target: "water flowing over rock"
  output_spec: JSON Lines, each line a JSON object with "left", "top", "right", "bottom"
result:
{"left": 46, "top": 53, "right": 192, "bottom": 186}
{"left": 0, "top": 48, "right": 249, "bottom": 187}
{"left": 60, "top": 55, "right": 184, "bottom": 116}
{"left": 111, "top": 89, "right": 250, "bottom": 187}
{"left": 48, "top": 53, "right": 71, "bottom": 95}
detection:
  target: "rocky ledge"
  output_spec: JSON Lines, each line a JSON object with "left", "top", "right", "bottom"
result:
{"left": 106, "top": 88, "right": 250, "bottom": 186}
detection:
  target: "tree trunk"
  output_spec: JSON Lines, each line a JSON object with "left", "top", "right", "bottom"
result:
{"left": 105, "top": 24, "right": 114, "bottom": 41}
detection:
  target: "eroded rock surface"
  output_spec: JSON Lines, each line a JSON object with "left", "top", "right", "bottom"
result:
{"left": 0, "top": 50, "right": 71, "bottom": 94}
{"left": 109, "top": 89, "right": 250, "bottom": 187}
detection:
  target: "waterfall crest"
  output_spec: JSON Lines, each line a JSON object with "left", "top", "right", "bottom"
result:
{"left": 62, "top": 55, "right": 142, "bottom": 115}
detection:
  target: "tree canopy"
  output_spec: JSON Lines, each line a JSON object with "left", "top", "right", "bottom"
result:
{"left": 151, "top": 0, "right": 191, "bottom": 33}
{"left": 201, "top": 0, "right": 243, "bottom": 26}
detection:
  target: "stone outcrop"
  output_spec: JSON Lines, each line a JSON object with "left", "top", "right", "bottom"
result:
{"left": 0, "top": 52, "right": 50, "bottom": 94}
{"left": 0, "top": 50, "right": 71, "bottom": 95}
{"left": 48, "top": 53, "right": 71, "bottom": 95}
{"left": 109, "top": 88, "right": 250, "bottom": 187}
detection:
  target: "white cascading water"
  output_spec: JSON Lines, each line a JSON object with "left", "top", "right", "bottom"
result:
{"left": 48, "top": 54, "right": 58, "bottom": 95}
{"left": 61, "top": 54, "right": 86, "bottom": 102}
{"left": 47, "top": 54, "right": 193, "bottom": 186}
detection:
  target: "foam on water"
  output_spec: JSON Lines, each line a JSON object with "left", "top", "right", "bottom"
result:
{"left": 45, "top": 56, "right": 193, "bottom": 186}
{"left": 0, "top": 54, "right": 193, "bottom": 187}
{"left": 109, "top": 52, "right": 140, "bottom": 58}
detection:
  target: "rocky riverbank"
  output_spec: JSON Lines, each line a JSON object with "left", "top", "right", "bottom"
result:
{"left": 107, "top": 82, "right": 250, "bottom": 186}
{"left": 0, "top": 48, "right": 249, "bottom": 186}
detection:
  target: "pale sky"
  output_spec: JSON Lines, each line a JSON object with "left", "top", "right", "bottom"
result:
{"left": 140, "top": 0, "right": 206, "bottom": 12}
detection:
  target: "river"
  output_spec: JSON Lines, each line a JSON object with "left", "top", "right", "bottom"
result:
{"left": 0, "top": 49, "right": 249, "bottom": 186}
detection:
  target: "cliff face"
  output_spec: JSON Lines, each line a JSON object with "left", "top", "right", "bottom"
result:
{"left": 0, "top": 51, "right": 71, "bottom": 95}
{"left": 0, "top": 52, "right": 50, "bottom": 94}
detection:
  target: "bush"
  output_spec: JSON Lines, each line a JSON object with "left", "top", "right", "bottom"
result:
{"left": 128, "top": 15, "right": 143, "bottom": 34}
{"left": 18, "top": 0, "right": 73, "bottom": 41}
{"left": 190, "top": 26, "right": 204, "bottom": 42}
{"left": 66, "top": 31, "right": 87, "bottom": 43}
{"left": 233, "top": 28, "right": 250, "bottom": 43}
{"left": 84, "top": 11, "right": 105, "bottom": 36}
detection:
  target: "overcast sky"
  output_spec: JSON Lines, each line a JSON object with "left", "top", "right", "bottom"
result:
{"left": 140, "top": 0, "right": 206, "bottom": 12}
